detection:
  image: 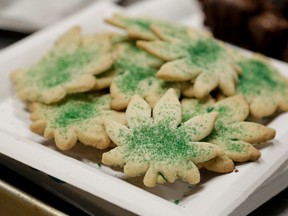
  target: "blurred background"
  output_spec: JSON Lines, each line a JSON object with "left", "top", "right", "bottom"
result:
{"left": 198, "top": 0, "right": 288, "bottom": 62}
{"left": 1, "top": 0, "right": 287, "bottom": 61}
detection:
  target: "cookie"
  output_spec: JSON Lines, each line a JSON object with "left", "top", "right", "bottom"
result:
{"left": 137, "top": 34, "right": 240, "bottom": 98}
{"left": 11, "top": 26, "right": 113, "bottom": 104}
{"left": 235, "top": 55, "right": 288, "bottom": 119}
{"left": 108, "top": 39, "right": 180, "bottom": 111}
{"left": 102, "top": 88, "right": 224, "bottom": 187}
{"left": 181, "top": 95, "right": 276, "bottom": 172}
{"left": 29, "top": 93, "right": 126, "bottom": 150}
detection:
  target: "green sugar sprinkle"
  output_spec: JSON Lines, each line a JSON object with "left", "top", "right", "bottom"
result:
{"left": 54, "top": 102, "right": 95, "bottom": 128}
{"left": 174, "top": 200, "right": 180, "bottom": 205}
{"left": 183, "top": 101, "right": 232, "bottom": 125}
{"left": 213, "top": 106, "right": 230, "bottom": 116}
{"left": 52, "top": 94, "right": 105, "bottom": 128}
{"left": 226, "top": 141, "right": 247, "bottom": 153}
{"left": 116, "top": 62, "right": 156, "bottom": 93}
{"left": 237, "top": 59, "right": 284, "bottom": 95}
{"left": 182, "top": 102, "right": 205, "bottom": 122}
{"left": 206, "top": 106, "right": 214, "bottom": 113}
{"left": 231, "top": 138, "right": 239, "bottom": 141}
{"left": 186, "top": 39, "right": 222, "bottom": 68}
{"left": 212, "top": 105, "right": 233, "bottom": 126}
{"left": 27, "top": 48, "right": 95, "bottom": 88}
{"left": 124, "top": 122, "right": 189, "bottom": 162}
{"left": 205, "top": 123, "right": 247, "bottom": 153}
{"left": 119, "top": 119, "right": 210, "bottom": 164}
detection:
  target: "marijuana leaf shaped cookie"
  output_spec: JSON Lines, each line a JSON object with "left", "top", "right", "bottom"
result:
{"left": 236, "top": 55, "right": 288, "bottom": 119}
{"left": 137, "top": 34, "right": 240, "bottom": 98}
{"left": 102, "top": 88, "right": 223, "bottom": 187}
{"left": 29, "top": 93, "right": 126, "bottom": 150}
{"left": 11, "top": 26, "right": 113, "bottom": 104}
{"left": 181, "top": 95, "right": 276, "bottom": 172}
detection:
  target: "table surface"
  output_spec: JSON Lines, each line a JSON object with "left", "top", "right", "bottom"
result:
{"left": 1, "top": 26, "right": 288, "bottom": 216}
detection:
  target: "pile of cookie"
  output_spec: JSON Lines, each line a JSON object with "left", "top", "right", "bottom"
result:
{"left": 11, "top": 14, "right": 288, "bottom": 187}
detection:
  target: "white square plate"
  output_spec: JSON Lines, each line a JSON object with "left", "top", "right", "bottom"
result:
{"left": 1, "top": 1, "right": 288, "bottom": 215}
